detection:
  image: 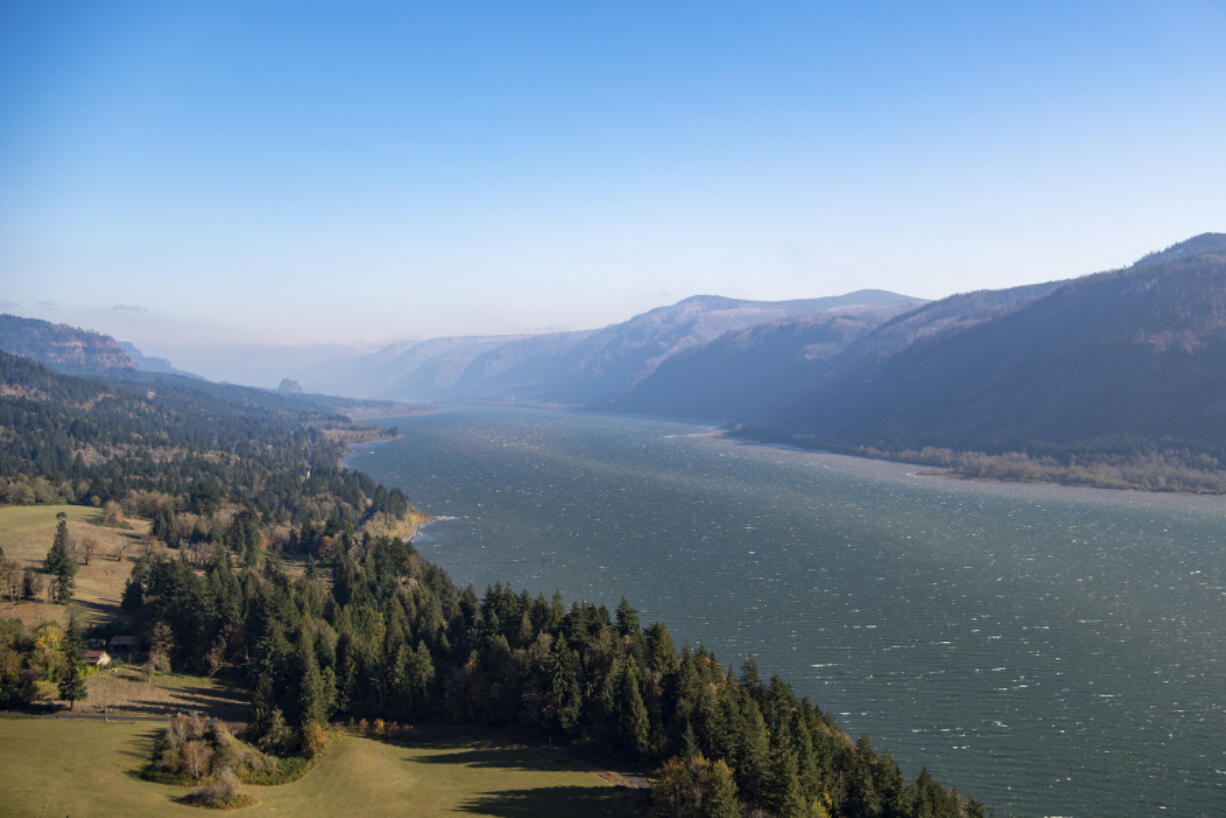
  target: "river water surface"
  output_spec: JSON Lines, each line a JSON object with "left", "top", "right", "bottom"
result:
{"left": 346, "top": 406, "right": 1226, "bottom": 817}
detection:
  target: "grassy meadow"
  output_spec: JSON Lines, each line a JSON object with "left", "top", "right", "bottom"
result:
{"left": 0, "top": 718, "right": 638, "bottom": 817}
{"left": 0, "top": 504, "right": 153, "bottom": 629}
{"left": 82, "top": 666, "right": 250, "bottom": 722}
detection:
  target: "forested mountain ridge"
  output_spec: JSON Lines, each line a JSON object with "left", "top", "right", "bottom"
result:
{"left": 0, "top": 348, "right": 412, "bottom": 529}
{"left": 608, "top": 279, "right": 1068, "bottom": 421}
{"left": 291, "top": 234, "right": 1226, "bottom": 489}
{"left": 0, "top": 313, "right": 137, "bottom": 373}
{"left": 12, "top": 235, "right": 1225, "bottom": 492}
{"left": 608, "top": 312, "right": 884, "bottom": 420}
{"left": 757, "top": 234, "right": 1226, "bottom": 470}
{"left": 297, "top": 290, "right": 926, "bottom": 404}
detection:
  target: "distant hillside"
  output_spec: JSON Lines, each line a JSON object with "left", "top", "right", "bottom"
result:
{"left": 611, "top": 283, "right": 1066, "bottom": 421}
{"left": 0, "top": 347, "right": 411, "bottom": 524}
{"left": 739, "top": 233, "right": 1226, "bottom": 486}
{"left": 0, "top": 314, "right": 136, "bottom": 373}
{"left": 610, "top": 312, "right": 882, "bottom": 420}
{"left": 117, "top": 340, "right": 201, "bottom": 378}
{"left": 299, "top": 290, "right": 926, "bottom": 404}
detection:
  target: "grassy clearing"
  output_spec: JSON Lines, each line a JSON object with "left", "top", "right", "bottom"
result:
{"left": 0, "top": 504, "right": 154, "bottom": 629}
{"left": 83, "top": 666, "right": 250, "bottom": 722}
{"left": 0, "top": 718, "right": 639, "bottom": 817}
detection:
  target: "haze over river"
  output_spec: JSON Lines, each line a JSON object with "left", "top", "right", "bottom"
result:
{"left": 346, "top": 407, "right": 1226, "bottom": 817}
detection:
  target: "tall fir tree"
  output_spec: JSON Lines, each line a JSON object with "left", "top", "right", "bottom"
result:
{"left": 58, "top": 661, "right": 87, "bottom": 711}
{"left": 702, "top": 757, "right": 743, "bottom": 818}
{"left": 618, "top": 663, "right": 650, "bottom": 759}
{"left": 58, "top": 615, "right": 88, "bottom": 711}
{"left": 45, "top": 518, "right": 76, "bottom": 603}
{"left": 297, "top": 657, "right": 328, "bottom": 728}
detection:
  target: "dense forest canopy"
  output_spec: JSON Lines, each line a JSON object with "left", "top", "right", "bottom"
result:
{"left": 0, "top": 349, "right": 407, "bottom": 526}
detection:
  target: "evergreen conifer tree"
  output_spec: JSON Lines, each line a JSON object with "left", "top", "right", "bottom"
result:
{"left": 59, "top": 616, "right": 88, "bottom": 711}
{"left": 58, "top": 660, "right": 87, "bottom": 711}
{"left": 618, "top": 663, "right": 650, "bottom": 759}
{"left": 45, "top": 518, "right": 76, "bottom": 603}
{"left": 702, "top": 758, "right": 742, "bottom": 818}
{"left": 296, "top": 631, "right": 328, "bottom": 728}
{"left": 736, "top": 697, "right": 772, "bottom": 804}
{"left": 64, "top": 614, "right": 86, "bottom": 664}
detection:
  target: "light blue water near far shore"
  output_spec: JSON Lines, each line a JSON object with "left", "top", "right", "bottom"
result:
{"left": 345, "top": 406, "right": 1226, "bottom": 817}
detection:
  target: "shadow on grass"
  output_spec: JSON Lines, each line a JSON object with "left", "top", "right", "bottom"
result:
{"left": 457, "top": 786, "right": 643, "bottom": 817}
{"left": 118, "top": 728, "right": 163, "bottom": 764}
{"left": 408, "top": 745, "right": 587, "bottom": 774}
{"left": 120, "top": 686, "right": 249, "bottom": 721}
{"left": 70, "top": 597, "right": 121, "bottom": 619}
{"left": 121, "top": 728, "right": 172, "bottom": 784}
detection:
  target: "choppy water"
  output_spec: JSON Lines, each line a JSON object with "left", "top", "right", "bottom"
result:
{"left": 346, "top": 406, "right": 1226, "bottom": 817}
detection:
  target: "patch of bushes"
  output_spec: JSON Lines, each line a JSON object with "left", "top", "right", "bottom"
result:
{"left": 145, "top": 712, "right": 340, "bottom": 794}
{"left": 239, "top": 724, "right": 340, "bottom": 785}
{"left": 144, "top": 713, "right": 274, "bottom": 787}
{"left": 177, "top": 769, "right": 255, "bottom": 810}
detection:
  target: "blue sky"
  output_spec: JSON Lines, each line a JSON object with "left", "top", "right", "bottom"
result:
{"left": 2, "top": 1, "right": 1225, "bottom": 359}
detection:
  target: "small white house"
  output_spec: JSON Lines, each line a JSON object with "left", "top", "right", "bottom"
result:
{"left": 84, "top": 649, "right": 111, "bottom": 667}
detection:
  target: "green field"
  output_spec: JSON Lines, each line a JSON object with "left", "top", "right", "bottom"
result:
{"left": 0, "top": 504, "right": 153, "bottom": 629}
{"left": 0, "top": 718, "right": 639, "bottom": 817}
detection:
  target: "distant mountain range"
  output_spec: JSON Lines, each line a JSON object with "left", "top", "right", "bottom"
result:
{"left": 0, "top": 314, "right": 204, "bottom": 379}
{"left": 298, "top": 290, "right": 926, "bottom": 406}
{"left": 6, "top": 233, "right": 1226, "bottom": 476}
{"left": 294, "top": 233, "right": 1226, "bottom": 470}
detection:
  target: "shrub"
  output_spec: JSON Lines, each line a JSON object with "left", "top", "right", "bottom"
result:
{"left": 301, "top": 723, "right": 328, "bottom": 757}
{"left": 187, "top": 768, "right": 240, "bottom": 808}
{"left": 150, "top": 712, "right": 279, "bottom": 786}
{"left": 184, "top": 740, "right": 214, "bottom": 779}
{"left": 257, "top": 708, "right": 293, "bottom": 754}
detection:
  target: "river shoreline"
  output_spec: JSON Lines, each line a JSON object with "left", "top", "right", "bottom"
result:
{"left": 337, "top": 430, "right": 438, "bottom": 541}
{"left": 719, "top": 427, "right": 1226, "bottom": 498}
{"left": 349, "top": 402, "right": 1226, "bottom": 504}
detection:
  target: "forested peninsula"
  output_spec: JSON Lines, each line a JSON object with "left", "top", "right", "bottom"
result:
{"left": 0, "top": 347, "right": 986, "bottom": 817}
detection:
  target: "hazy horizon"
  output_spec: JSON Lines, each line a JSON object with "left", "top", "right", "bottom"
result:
{"left": 4, "top": 1, "right": 1225, "bottom": 372}
{"left": 5, "top": 240, "right": 1220, "bottom": 387}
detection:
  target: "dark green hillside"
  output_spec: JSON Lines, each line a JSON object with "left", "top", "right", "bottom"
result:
{"left": 609, "top": 233, "right": 1226, "bottom": 490}
{"left": 0, "top": 349, "right": 409, "bottom": 526}
{"left": 1134, "top": 232, "right": 1226, "bottom": 267}
{"left": 613, "top": 282, "right": 1061, "bottom": 424}
{"left": 610, "top": 313, "right": 881, "bottom": 421}
{"left": 782, "top": 237, "right": 1226, "bottom": 460}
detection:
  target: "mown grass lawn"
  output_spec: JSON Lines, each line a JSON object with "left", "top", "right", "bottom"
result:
{"left": 0, "top": 717, "right": 640, "bottom": 817}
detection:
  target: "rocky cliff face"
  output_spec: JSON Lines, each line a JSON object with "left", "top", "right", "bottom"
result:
{"left": 0, "top": 314, "right": 136, "bottom": 373}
